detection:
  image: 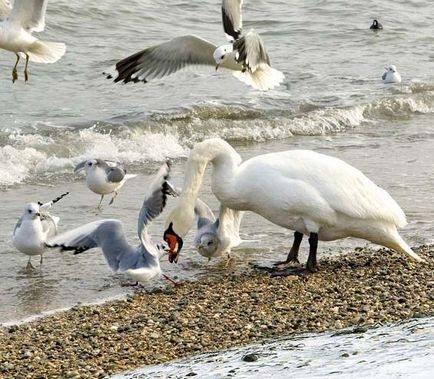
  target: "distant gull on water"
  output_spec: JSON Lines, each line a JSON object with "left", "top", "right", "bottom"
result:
{"left": 74, "top": 159, "right": 137, "bottom": 210}
{"left": 106, "top": 0, "right": 285, "bottom": 91}
{"left": 0, "top": 0, "right": 66, "bottom": 82}
{"left": 382, "top": 65, "right": 401, "bottom": 84}
{"left": 48, "top": 163, "right": 179, "bottom": 286}
{"left": 12, "top": 192, "right": 69, "bottom": 270}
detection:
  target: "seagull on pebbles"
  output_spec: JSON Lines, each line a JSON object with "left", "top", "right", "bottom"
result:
{"left": 106, "top": 0, "right": 284, "bottom": 91}
{"left": 74, "top": 159, "right": 137, "bottom": 210}
{"left": 48, "top": 163, "right": 179, "bottom": 286}
{"left": 0, "top": 0, "right": 66, "bottom": 83}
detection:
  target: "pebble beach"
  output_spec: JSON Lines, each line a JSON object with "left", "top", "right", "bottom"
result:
{"left": 1, "top": 246, "right": 433, "bottom": 379}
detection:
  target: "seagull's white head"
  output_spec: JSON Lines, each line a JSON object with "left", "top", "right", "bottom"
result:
{"left": 22, "top": 203, "right": 41, "bottom": 220}
{"left": 388, "top": 65, "right": 397, "bottom": 73}
{"left": 196, "top": 233, "right": 220, "bottom": 258}
{"left": 213, "top": 44, "right": 234, "bottom": 68}
{"left": 74, "top": 159, "right": 99, "bottom": 175}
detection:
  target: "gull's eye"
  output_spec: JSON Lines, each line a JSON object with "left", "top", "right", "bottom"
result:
{"left": 28, "top": 209, "right": 32, "bottom": 214}
{"left": 207, "top": 241, "right": 213, "bottom": 246}
{"left": 221, "top": 55, "right": 225, "bottom": 59}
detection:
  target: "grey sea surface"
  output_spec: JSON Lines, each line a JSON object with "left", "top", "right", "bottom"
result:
{"left": 0, "top": 0, "right": 433, "bottom": 374}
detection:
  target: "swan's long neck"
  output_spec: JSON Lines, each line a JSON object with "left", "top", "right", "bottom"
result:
{"left": 174, "top": 139, "right": 241, "bottom": 236}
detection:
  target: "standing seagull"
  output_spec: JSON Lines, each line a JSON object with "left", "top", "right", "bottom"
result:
{"left": 12, "top": 192, "right": 69, "bottom": 269}
{"left": 106, "top": 0, "right": 284, "bottom": 91}
{"left": 0, "top": 0, "right": 66, "bottom": 83}
{"left": 48, "top": 163, "right": 178, "bottom": 286}
{"left": 382, "top": 65, "right": 401, "bottom": 84}
{"left": 74, "top": 159, "right": 137, "bottom": 209}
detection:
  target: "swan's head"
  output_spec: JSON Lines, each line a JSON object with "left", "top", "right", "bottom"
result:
{"left": 22, "top": 203, "right": 41, "bottom": 220}
{"left": 74, "top": 159, "right": 99, "bottom": 174}
{"left": 164, "top": 207, "right": 195, "bottom": 263}
{"left": 213, "top": 44, "right": 233, "bottom": 69}
{"left": 195, "top": 233, "right": 220, "bottom": 258}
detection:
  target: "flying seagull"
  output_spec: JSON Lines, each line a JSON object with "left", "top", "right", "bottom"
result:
{"left": 12, "top": 192, "right": 69, "bottom": 269}
{"left": 0, "top": 0, "right": 66, "bottom": 83}
{"left": 74, "top": 159, "right": 137, "bottom": 209}
{"left": 48, "top": 163, "right": 178, "bottom": 286}
{"left": 106, "top": 0, "right": 284, "bottom": 91}
{"left": 382, "top": 65, "right": 401, "bottom": 84}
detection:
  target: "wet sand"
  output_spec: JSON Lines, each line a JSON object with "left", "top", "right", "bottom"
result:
{"left": 0, "top": 246, "right": 433, "bottom": 379}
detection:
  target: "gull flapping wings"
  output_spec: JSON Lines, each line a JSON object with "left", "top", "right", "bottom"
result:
{"left": 233, "top": 30, "right": 270, "bottom": 71}
{"left": 47, "top": 219, "right": 132, "bottom": 271}
{"left": 8, "top": 0, "right": 48, "bottom": 33}
{"left": 222, "top": 0, "right": 243, "bottom": 41}
{"left": 138, "top": 162, "right": 177, "bottom": 252}
{"left": 109, "top": 35, "right": 217, "bottom": 84}
{"left": 0, "top": 0, "right": 12, "bottom": 20}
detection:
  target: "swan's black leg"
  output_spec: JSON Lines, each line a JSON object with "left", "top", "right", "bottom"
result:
{"left": 306, "top": 232, "right": 319, "bottom": 272}
{"left": 274, "top": 231, "right": 303, "bottom": 266}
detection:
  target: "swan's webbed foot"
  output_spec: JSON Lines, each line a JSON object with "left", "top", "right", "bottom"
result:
{"left": 273, "top": 231, "right": 303, "bottom": 266}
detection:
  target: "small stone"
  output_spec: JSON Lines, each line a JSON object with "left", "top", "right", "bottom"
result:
{"left": 242, "top": 353, "right": 259, "bottom": 362}
{"left": 341, "top": 353, "right": 350, "bottom": 358}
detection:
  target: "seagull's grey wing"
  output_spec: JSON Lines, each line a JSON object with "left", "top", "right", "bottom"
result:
{"left": 13, "top": 216, "right": 23, "bottom": 237}
{"left": 0, "top": 0, "right": 12, "bottom": 21}
{"left": 222, "top": 0, "right": 243, "bottom": 41}
{"left": 382, "top": 72, "right": 387, "bottom": 80}
{"left": 47, "top": 219, "right": 131, "bottom": 272}
{"left": 106, "top": 166, "right": 126, "bottom": 183}
{"left": 9, "top": 0, "right": 48, "bottom": 33}
{"left": 138, "top": 162, "right": 174, "bottom": 252}
{"left": 109, "top": 35, "right": 217, "bottom": 84}
{"left": 233, "top": 30, "right": 270, "bottom": 71}
{"left": 194, "top": 198, "right": 216, "bottom": 229}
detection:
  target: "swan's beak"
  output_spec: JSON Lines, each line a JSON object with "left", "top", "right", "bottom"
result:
{"left": 164, "top": 226, "right": 183, "bottom": 263}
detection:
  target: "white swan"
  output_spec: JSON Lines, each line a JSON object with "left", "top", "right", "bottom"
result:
{"left": 163, "top": 138, "right": 423, "bottom": 272}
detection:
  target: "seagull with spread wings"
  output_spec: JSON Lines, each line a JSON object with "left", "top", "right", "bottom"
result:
{"left": 0, "top": 0, "right": 66, "bottom": 83}
{"left": 107, "top": 0, "right": 284, "bottom": 91}
{"left": 48, "top": 163, "right": 178, "bottom": 286}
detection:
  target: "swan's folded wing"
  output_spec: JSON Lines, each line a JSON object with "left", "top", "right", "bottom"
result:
{"left": 222, "top": 0, "right": 243, "bottom": 41}
{"left": 47, "top": 219, "right": 129, "bottom": 271}
{"left": 233, "top": 30, "right": 270, "bottom": 71}
{"left": 138, "top": 162, "right": 175, "bottom": 252}
{"left": 109, "top": 35, "right": 217, "bottom": 84}
{"left": 9, "top": 0, "right": 48, "bottom": 32}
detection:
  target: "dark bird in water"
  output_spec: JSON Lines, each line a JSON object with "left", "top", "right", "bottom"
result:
{"left": 370, "top": 19, "right": 383, "bottom": 30}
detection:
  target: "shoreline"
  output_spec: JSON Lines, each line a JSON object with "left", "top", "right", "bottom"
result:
{"left": 0, "top": 246, "right": 433, "bottom": 378}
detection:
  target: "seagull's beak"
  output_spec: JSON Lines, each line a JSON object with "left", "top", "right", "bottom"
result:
{"left": 215, "top": 63, "right": 220, "bottom": 71}
{"left": 35, "top": 212, "right": 41, "bottom": 217}
{"left": 74, "top": 161, "right": 86, "bottom": 174}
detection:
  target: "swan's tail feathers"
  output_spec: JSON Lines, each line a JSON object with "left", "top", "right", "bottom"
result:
{"left": 232, "top": 65, "right": 285, "bottom": 91}
{"left": 26, "top": 41, "right": 66, "bottom": 64}
{"left": 387, "top": 231, "right": 425, "bottom": 263}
